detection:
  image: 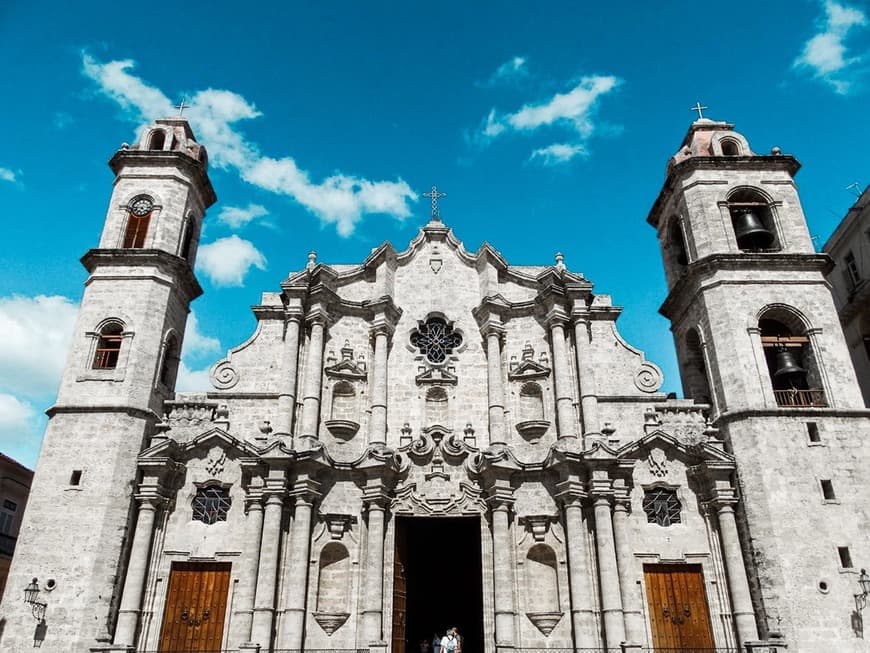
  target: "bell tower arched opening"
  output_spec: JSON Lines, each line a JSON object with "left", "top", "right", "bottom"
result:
{"left": 759, "top": 312, "right": 826, "bottom": 407}
{"left": 728, "top": 189, "right": 780, "bottom": 252}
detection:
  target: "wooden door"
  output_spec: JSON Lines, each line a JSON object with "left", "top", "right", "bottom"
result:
{"left": 158, "top": 562, "right": 231, "bottom": 652}
{"left": 392, "top": 520, "right": 408, "bottom": 653}
{"left": 644, "top": 564, "right": 715, "bottom": 651}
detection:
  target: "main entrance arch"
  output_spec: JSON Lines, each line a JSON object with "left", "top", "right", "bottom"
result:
{"left": 392, "top": 516, "right": 484, "bottom": 653}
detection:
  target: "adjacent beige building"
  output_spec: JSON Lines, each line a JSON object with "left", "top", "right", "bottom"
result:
{"left": 0, "top": 115, "right": 868, "bottom": 653}
{"left": 823, "top": 183, "right": 870, "bottom": 406}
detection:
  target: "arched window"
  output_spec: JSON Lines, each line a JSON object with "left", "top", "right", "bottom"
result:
{"left": 425, "top": 386, "right": 449, "bottom": 426}
{"left": 159, "top": 333, "right": 180, "bottom": 387}
{"left": 331, "top": 381, "right": 356, "bottom": 420}
{"left": 148, "top": 129, "right": 166, "bottom": 151}
{"left": 519, "top": 382, "right": 545, "bottom": 420}
{"left": 123, "top": 196, "right": 153, "bottom": 248}
{"left": 179, "top": 218, "right": 196, "bottom": 261}
{"left": 525, "top": 544, "right": 559, "bottom": 612}
{"left": 192, "top": 485, "right": 231, "bottom": 524}
{"left": 316, "top": 543, "right": 350, "bottom": 612}
{"left": 728, "top": 189, "right": 779, "bottom": 252}
{"left": 668, "top": 218, "right": 689, "bottom": 269}
{"left": 759, "top": 310, "right": 826, "bottom": 407}
{"left": 683, "top": 329, "right": 711, "bottom": 403}
{"left": 92, "top": 322, "right": 123, "bottom": 369}
{"left": 720, "top": 138, "right": 740, "bottom": 156}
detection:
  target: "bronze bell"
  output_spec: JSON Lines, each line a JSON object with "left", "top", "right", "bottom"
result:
{"left": 732, "top": 210, "right": 774, "bottom": 250}
{"left": 773, "top": 348, "right": 806, "bottom": 380}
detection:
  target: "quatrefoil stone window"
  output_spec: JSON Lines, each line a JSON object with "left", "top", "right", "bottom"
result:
{"left": 642, "top": 488, "right": 682, "bottom": 527}
{"left": 192, "top": 486, "right": 231, "bottom": 525}
{"left": 410, "top": 317, "right": 462, "bottom": 364}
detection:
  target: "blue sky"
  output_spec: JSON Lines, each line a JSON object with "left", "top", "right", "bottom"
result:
{"left": 1, "top": 0, "right": 869, "bottom": 467}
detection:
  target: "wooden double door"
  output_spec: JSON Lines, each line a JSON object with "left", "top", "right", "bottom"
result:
{"left": 644, "top": 564, "right": 715, "bottom": 651}
{"left": 158, "top": 562, "right": 231, "bottom": 652}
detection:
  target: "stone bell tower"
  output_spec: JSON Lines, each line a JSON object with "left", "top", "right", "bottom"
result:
{"left": 648, "top": 116, "right": 870, "bottom": 650}
{"left": 0, "top": 117, "right": 216, "bottom": 651}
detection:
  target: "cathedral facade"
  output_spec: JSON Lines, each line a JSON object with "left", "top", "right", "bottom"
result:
{"left": 1, "top": 116, "right": 868, "bottom": 653}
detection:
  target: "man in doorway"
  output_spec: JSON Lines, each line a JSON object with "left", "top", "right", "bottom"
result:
{"left": 440, "top": 627, "right": 461, "bottom": 653}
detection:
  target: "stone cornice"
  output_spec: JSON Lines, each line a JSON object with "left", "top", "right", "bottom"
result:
{"left": 109, "top": 149, "right": 217, "bottom": 208}
{"left": 82, "top": 248, "right": 203, "bottom": 302}
{"left": 647, "top": 154, "right": 801, "bottom": 228}
{"left": 660, "top": 252, "right": 834, "bottom": 321}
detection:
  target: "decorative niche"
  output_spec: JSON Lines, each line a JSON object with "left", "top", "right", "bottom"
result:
{"left": 323, "top": 340, "right": 367, "bottom": 440}
{"left": 509, "top": 342, "right": 552, "bottom": 442}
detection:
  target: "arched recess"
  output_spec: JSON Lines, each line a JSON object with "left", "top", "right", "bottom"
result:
{"left": 667, "top": 216, "right": 689, "bottom": 272}
{"left": 330, "top": 381, "right": 356, "bottom": 420}
{"left": 92, "top": 320, "right": 125, "bottom": 369}
{"left": 719, "top": 137, "right": 741, "bottom": 156}
{"left": 316, "top": 542, "right": 350, "bottom": 613}
{"left": 758, "top": 305, "right": 826, "bottom": 407}
{"left": 727, "top": 187, "right": 780, "bottom": 252}
{"left": 525, "top": 544, "right": 559, "bottom": 612}
{"left": 682, "top": 328, "right": 712, "bottom": 403}
{"left": 159, "top": 331, "right": 180, "bottom": 388}
{"left": 425, "top": 386, "right": 449, "bottom": 426}
{"left": 148, "top": 129, "right": 166, "bottom": 151}
{"left": 519, "top": 382, "right": 545, "bottom": 420}
{"left": 179, "top": 216, "right": 197, "bottom": 261}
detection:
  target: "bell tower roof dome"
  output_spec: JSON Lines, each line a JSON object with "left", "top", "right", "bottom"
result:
{"left": 128, "top": 116, "right": 209, "bottom": 169}
{"left": 668, "top": 118, "right": 756, "bottom": 170}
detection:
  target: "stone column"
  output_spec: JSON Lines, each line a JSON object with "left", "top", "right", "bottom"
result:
{"left": 484, "top": 324, "right": 507, "bottom": 446}
{"left": 548, "top": 314, "right": 577, "bottom": 439}
{"left": 234, "top": 496, "right": 265, "bottom": 645}
{"left": 278, "top": 479, "right": 320, "bottom": 649}
{"left": 487, "top": 489, "right": 516, "bottom": 650}
{"left": 113, "top": 498, "right": 160, "bottom": 646}
{"left": 276, "top": 309, "right": 303, "bottom": 439}
{"left": 572, "top": 317, "right": 599, "bottom": 437}
{"left": 556, "top": 483, "right": 596, "bottom": 648}
{"left": 250, "top": 493, "right": 285, "bottom": 647}
{"left": 362, "top": 486, "right": 389, "bottom": 644}
{"left": 368, "top": 323, "right": 391, "bottom": 446}
{"left": 298, "top": 311, "right": 328, "bottom": 444}
{"left": 593, "top": 495, "right": 626, "bottom": 647}
{"left": 612, "top": 497, "right": 644, "bottom": 644}
{"left": 717, "top": 503, "right": 759, "bottom": 645}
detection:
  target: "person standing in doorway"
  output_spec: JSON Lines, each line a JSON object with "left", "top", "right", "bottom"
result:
{"left": 432, "top": 632, "right": 441, "bottom": 653}
{"left": 440, "top": 627, "right": 460, "bottom": 653}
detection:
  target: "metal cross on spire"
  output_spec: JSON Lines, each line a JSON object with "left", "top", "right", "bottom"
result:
{"left": 423, "top": 185, "right": 447, "bottom": 221}
{"left": 175, "top": 99, "right": 189, "bottom": 117}
{"left": 690, "top": 101, "right": 709, "bottom": 120}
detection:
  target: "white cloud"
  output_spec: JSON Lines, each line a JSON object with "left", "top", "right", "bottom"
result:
{"left": 217, "top": 203, "right": 269, "bottom": 229}
{"left": 0, "top": 393, "right": 41, "bottom": 468}
{"left": 483, "top": 56, "right": 529, "bottom": 86}
{"left": 794, "top": 0, "right": 868, "bottom": 94}
{"left": 0, "top": 295, "right": 79, "bottom": 399}
{"left": 529, "top": 143, "right": 587, "bottom": 165}
{"left": 175, "top": 361, "right": 214, "bottom": 392}
{"left": 81, "top": 54, "right": 417, "bottom": 235}
{"left": 196, "top": 235, "right": 267, "bottom": 287}
{"left": 0, "top": 167, "right": 17, "bottom": 183}
{"left": 475, "top": 74, "right": 621, "bottom": 159}
{"left": 183, "top": 311, "right": 221, "bottom": 356}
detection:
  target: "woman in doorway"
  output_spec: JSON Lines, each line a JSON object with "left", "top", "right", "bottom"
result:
{"left": 440, "top": 627, "right": 460, "bottom": 653}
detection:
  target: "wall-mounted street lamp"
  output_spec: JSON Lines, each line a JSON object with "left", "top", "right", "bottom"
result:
{"left": 23, "top": 578, "right": 47, "bottom": 622}
{"left": 855, "top": 568, "right": 870, "bottom": 612}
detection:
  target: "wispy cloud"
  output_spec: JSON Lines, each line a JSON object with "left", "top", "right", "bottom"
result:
{"left": 183, "top": 311, "right": 221, "bottom": 356}
{"left": 0, "top": 167, "right": 17, "bottom": 183}
{"left": 481, "top": 56, "right": 530, "bottom": 86}
{"left": 794, "top": 0, "right": 868, "bottom": 94}
{"left": 473, "top": 74, "right": 621, "bottom": 163}
{"left": 196, "top": 235, "right": 267, "bottom": 287}
{"left": 81, "top": 54, "right": 417, "bottom": 235}
{"left": 218, "top": 203, "right": 269, "bottom": 230}
{"left": 529, "top": 143, "right": 587, "bottom": 165}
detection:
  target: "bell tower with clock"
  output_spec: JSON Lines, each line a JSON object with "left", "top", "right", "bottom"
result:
{"left": 1, "top": 116, "right": 216, "bottom": 650}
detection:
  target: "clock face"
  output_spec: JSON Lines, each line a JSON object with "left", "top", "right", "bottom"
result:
{"left": 130, "top": 197, "right": 153, "bottom": 216}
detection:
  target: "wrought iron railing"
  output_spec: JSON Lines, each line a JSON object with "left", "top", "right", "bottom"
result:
{"left": 773, "top": 387, "right": 827, "bottom": 407}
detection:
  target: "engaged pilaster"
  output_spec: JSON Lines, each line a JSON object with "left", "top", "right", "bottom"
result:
{"left": 233, "top": 489, "right": 265, "bottom": 646}
{"left": 297, "top": 306, "right": 329, "bottom": 447}
{"left": 486, "top": 483, "right": 517, "bottom": 651}
{"left": 590, "top": 476, "right": 626, "bottom": 648}
{"left": 362, "top": 481, "right": 391, "bottom": 644}
{"left": 366, "top": 299, "right": 400, "bottom": 446}
{"left": 555, "top": 478, "right": 596, "bottom": 648}
{"left": 278, "top": 475, "right": 322, "bottom": 649}
{"left": 250, "top": 472, "right": 288, "bottom": 648}
{"left": 275, "top": 305, "right": 304, "bottom": 440}
{"left": 546, "top": 308, "right": 579, "bottom": 440}
{"left": 612, "top": 483, "right": 644, "bottom": 646}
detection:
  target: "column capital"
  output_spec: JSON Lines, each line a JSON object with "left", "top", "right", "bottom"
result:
{"left": 545, "top": 307, "right": 571, "bottom": 329}
{"left": 555, "top": 479, "right": 587, "bottom": 507}
{"left": 305, "top": 306, "right": 331, "bottom": 327}
{"left": 479, "top": 320, "right": 506, "bottom": 339}
{"left": 486, "top": 485, "right": 516, "bottom": 512}
{"left": 370, "top": 320, "right": 395, "bottom": 339}
{"left": 285, "top": 305, "right": 305, "bottom": 323}
{"left": 290, "top": 477, "right": 322, "bottom": 504}
{"left": 244, "top": 494, "right": 264, "bottom": 513}
{"left": 133, "top": 494, "right": 166, "bottom": 511}
{"left": 362, "top": 480, "right": 392, "bottom": 510}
